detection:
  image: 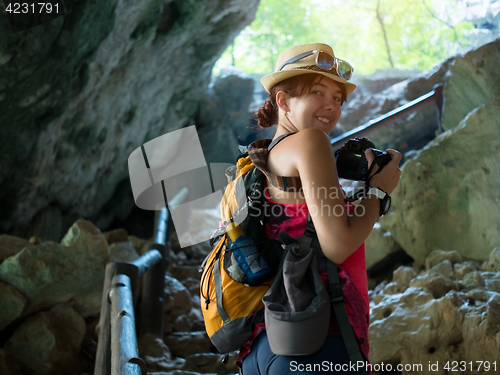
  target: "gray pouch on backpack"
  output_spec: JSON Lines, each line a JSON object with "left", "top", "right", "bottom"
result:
{"left": 262, "top": 245, "right": 330, "bottom": 356}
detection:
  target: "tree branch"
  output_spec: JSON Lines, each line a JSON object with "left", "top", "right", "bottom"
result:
{"left": 376, "top": 0, "right": 395, "bottom": 68}
{"left": 421, "top": 0, "right": 463, "bottom": 47}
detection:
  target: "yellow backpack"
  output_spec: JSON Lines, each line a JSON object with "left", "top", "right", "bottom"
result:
{"left": 199, "top": 153, "right": 283, "bottom": 354}
{"left": 200, "top": 140, "right": 365, "bottom": 364}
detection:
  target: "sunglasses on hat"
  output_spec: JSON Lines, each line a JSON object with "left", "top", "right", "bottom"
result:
{"left": 278, "top": 50, "right": 354, "bottom": 81}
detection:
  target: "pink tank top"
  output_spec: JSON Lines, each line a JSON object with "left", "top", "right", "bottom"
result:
{"left": 235, "top": 182, "right": 371, "bottom": 365}
{"left": 261, "top": 181, "right": 371, "bottom": 360}
{"left": 262, "top": 184, "right": 369, "bottom": 308}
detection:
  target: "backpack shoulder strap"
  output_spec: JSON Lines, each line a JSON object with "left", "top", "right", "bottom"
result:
{"left": 299, "top": 215, "right": 365, "bottom": 363}
{"left": 267, "top": 132, "right": 297, "bottom": 152}
{"left": 326, "top": 261, "right": 365, "bottom": 363}
{"left": 296, "top": 213, "right": 316, "bottom": 253}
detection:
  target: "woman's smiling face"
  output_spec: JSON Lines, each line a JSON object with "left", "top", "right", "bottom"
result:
{"left": 281, "top": 77, "right": 343, "bottom": 135}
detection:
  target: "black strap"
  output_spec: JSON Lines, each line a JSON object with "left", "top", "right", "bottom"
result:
{"left": 297, "top": 214, "right": 315, "bottom": 254}
{"left": 277, "top": 230, "right": 296, "bottom": 246}
{"left": 327, "top": 261, "right": 365, "bottom": 363}
{"left": 214, "top": 254, "right": 230, "bottom": 323}
{"left": 345, "top": 187, "right": 367, "bottom": 203}
{"left": 365, "top": 153, "right": 387, "bottom": 187}
{"left": 267, "top": 132, "right": 297, "bottom": 152}
{"left": 299, "top": 215, "right": 365, "bottom": 364}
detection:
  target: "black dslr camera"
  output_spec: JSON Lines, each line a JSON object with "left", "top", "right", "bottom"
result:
{"left": 334, "top": 137, "right": 392, "bottom": 181}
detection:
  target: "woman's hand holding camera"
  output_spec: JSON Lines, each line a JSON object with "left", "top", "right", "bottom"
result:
{"left": 364, "top": 149, "right": 402, "bottom": 195}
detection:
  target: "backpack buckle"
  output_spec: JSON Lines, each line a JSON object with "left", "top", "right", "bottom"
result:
{"left": 328, "top": 284, "right": 344, "bottom": 303}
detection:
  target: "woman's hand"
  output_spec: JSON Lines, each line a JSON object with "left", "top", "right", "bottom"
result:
{"left": 364, "top": 149, "right": 402, "bottom": 195}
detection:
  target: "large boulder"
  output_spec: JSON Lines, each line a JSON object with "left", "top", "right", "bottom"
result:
{"left": 370, "top": 287, "right": 463, "bottom": 367}
{"left": 0, "top": 348, "right": 22, "bottom": 375}
{"left": 196, "top": 66, "right": 255, "bottom": 163}
{"left": 0, "top": 0, "right": 260, "bottom": 238}
{"left": 4, "top": 304, "right": 86, "bottom": 375}
{"left": 0, "top": 235, "right": 33, "bottom": 263}
{"left": 364, "top": 223, "right": 402, "bottom": 270}
{"left": 365, "top": 43, "right": 500, "bottom": 267}
{"left": 336, "top": 40, "right": 500, "bottom": 156}
{"left": 487, "top": 247, "right": 500, "bottom": 271}
{"left": 440, "top": 39, "right": 500, "bottom": 131}
{"left": 381, "top": 95, "right": 500, "bottom": 265}
{"left": 0, "top": 282, "right": 26, "bottom": 330}
{"left": 0, "top": 219, "right": 110, "bottom": 316}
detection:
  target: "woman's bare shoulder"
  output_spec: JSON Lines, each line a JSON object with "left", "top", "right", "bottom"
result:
{"left": 292, "top": 128, "right": 332, "bottom": 149}
{"left": 267, "top": 129, "right": 334, "bottom": 177}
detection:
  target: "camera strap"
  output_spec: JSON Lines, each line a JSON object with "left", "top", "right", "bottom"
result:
{"left": 365, "top": 155, "right": 387, "bottom": 184}
{"left": 344, "top": 155, "right": 387, "bottom": 203}
{"left": 344, "top": 187, "right": 366, "bottom": 203}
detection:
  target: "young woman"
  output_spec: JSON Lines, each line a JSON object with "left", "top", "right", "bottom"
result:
{"left": 239, "top": 43, "right": 402, "bottom": 374}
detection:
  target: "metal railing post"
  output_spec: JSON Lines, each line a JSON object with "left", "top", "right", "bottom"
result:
{"left": 109, "top": 274, "right": 146, "bottom": 375}
{"left": 95, "top": 263, "right": 117, "bottom": 375}
{"left": 433, "top": 83, "right": 444, "bottom": 133}
{"left": 94, "top": 187, "right": 190, "bottom": 375}
{"left": 138, "top": 187, "right": 188, "bottom": 338}
{"left": 138, "top": 240, "right": 168, "bottom": 338}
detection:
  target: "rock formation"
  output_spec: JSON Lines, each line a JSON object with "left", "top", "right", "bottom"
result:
{"left": 0, "top": 219, "right": 237, "bottom": 375}
{"left": 195, "top": 66, "right": 256, "bottom": 164}
{"left": 0, "top": 0, "right": 260, "bottom": 241}
{"left": 0, "top": 220, "right": 110, "bottom": 317}
{"left": 1, "top": 1, "right": 500, "bottom": 373}
{"left": 379, "top": 40, "right": 500, "bottom": 265}
{"left": 4, "top": 304, "right": 87, "bottom": 375}
{"left": 333, "top": 40, "right": 498, "bottom": 157}
{"left": 369, "top": 249, "right": 500, "bottom": 374}
{"left": 0, "top": 221, "right": 109, "bottom": 374}
{"left": 0, "top": 220, "right": 498, "bottom": 374}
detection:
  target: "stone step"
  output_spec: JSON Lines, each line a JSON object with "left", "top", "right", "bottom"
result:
{"left": 139, "top": 332, "right": 238, "bottom": 375}
{"left": 183, "top": 352, "right": 240, "bottom": 375}
{"left": 163, "top": 331, "right": 215, "bottom": 358}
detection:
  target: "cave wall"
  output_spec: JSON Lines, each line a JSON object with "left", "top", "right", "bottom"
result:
{"left": 379, "top": 40, "right": 500, "bottom": 265}
{"left": 0, "top": 0, "right": 260, "bottom": 240}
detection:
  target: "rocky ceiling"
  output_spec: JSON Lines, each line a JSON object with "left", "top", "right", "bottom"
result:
{"left": 0, "top": 0, "right": 260, "bottom": 240}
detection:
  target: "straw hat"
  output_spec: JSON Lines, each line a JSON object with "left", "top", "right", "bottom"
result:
{"left": 261, "top": 43, "right": 356, "bottom": 95}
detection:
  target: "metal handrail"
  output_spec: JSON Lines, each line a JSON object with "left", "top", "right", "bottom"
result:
{"left": 94, "top": 186, "right": 189, "bottom": 375}
{"left": 95, "top": 250, "right": 164, "bottom": 375}
{"left": 330, "top": 83, "right": 444, "bottom": 150}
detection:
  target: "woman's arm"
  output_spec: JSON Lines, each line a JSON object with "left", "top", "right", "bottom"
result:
{"left": 289, "top": 128, "right": 401, "bottom": 264}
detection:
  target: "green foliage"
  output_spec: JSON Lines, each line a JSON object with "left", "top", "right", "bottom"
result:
{"left": 213, "top": 0, "right": 474, "bottom": 76}
{"left": 214, "top": 0, "right": 324, "bottom": 74}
